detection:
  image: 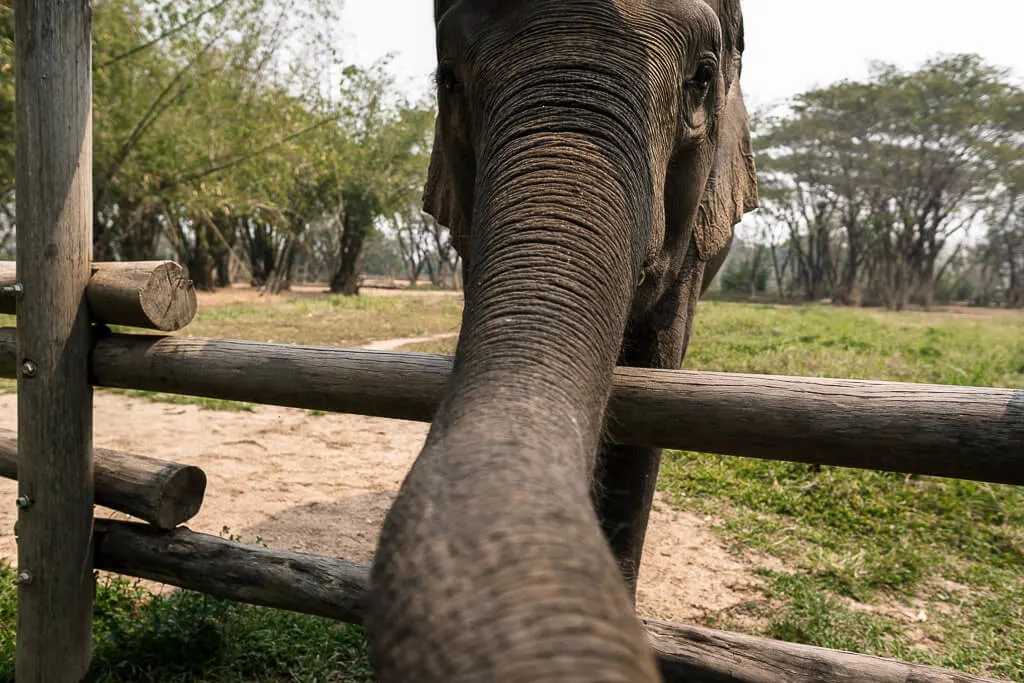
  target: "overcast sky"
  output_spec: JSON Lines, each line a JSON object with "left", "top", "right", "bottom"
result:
{"left": 338, "top": 0, "right": 1024, "bottom": 109}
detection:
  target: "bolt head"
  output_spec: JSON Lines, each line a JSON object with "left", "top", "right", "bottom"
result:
{"left": 13, "top": 571, "right": 32, "bottom": 586}
{"left": 15, "top": 495, "right": 32, "bottom": 510}
{"left": 20, "top": 359, "right": 36, "bottom": 377}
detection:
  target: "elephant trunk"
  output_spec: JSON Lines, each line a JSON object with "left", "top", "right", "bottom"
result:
{"left": 369, "top": 80, "right": 662, "bottom": 682}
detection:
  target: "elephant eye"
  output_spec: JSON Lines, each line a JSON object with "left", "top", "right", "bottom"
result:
{"left": 435, "top": 62, "right": 459, "bottom": 94}
{"left": 685, "top": 64, "right": 716, "bottom": 96}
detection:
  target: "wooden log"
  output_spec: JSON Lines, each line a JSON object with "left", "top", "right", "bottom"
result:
{"left": 93, "top": 520, "right": 367, "bottom": 626}
{"left": 0, "top": 260, "right": 198, "bottom": 331}
{"left": 645, "top": 619, "right": 1001, "bottom": 683}
{"left": 14, "top": 0, "right": 95, "bottom": 678}
{"left": 605, "top": 367, "right": 1023, "bottom": 487}
{"left": 0, "top": 429, "right": 206, "bottom": 530}
{"left": 0, "top": 331, "right": 1014, "bottom": 486}
{"left": 92, "top": 520, "right": 1006, "bottom": 683}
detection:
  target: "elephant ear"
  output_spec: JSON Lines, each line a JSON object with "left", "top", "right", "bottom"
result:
{"left": 423, "top": 0, "right": 471, "bottom": 258}
{"left": 434, "top": 0, "right": 454, "bottom": 20}
{"left": 422, "top": 117, "right": 471, "bottom": 258}
{"left": 692, "top": 0, "right": 759, "bottom": 263}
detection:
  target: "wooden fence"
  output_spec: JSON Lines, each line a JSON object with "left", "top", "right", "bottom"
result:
{"left": 6, "top": 2, "right": 1022, "bottom": 682}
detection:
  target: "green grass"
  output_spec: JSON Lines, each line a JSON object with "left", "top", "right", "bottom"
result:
{"left": 658, "top": 455, "right": 1024, "bottom": 677}
{"left": 685, "top": 302, "right": 1024, "bottom": 388}
{"left": 405, "top": 301, "right": 1024, "bottom": 388}
{"left": 181, "top": 292, "right": 463, "bottom": 348}
{"left": 0, "top": 566, "right": 373, "bottom": 683}
{"left": 642, "top": 302, "right": 1024, "bottom": 679}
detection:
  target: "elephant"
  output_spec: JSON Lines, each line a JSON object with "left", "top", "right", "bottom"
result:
{"left": 367, "top": 0, "right": 758, "bottom": 680}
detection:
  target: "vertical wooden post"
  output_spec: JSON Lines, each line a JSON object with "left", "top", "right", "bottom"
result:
{"left": 15, "top": 1, "right": 95, "bottom": 680}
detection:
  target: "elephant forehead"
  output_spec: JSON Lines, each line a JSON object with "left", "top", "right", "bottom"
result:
{"left": 439, "top": 0, "right": 720, "bottom": 50}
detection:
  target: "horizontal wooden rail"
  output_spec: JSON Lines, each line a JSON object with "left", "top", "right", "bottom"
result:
{"left": 0, "top": 429, "right": 206, "bottom": 529}
{"left": 93, "top": 520, "right": 366, "bottom": 625}
{"left": 0, "top": 261, "right": 197, "bottom": 331}
{"left": 92, "top": 521, "right": 1005, "bottom": 683}
{"left": 0, "top": 331, "right": 1015, "bottom": 485}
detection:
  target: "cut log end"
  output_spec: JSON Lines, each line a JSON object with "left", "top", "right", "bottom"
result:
{"left": 135, "top": 261, "right": 199, "bottom": 332}
{"left": 0, "top": 430, "right": 208, "bottom": 530}
{"left": 88, "top": 261, "right": 198, "bottom": 331}
{"left": 154, "top": 463, "right": 207, "bottom": 530}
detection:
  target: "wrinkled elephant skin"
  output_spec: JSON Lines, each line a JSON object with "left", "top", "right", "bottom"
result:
{"left": 368, "top": 1, "right": 758, "bottom": 681}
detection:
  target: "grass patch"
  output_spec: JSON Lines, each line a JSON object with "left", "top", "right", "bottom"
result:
{"left": 659, "top": 459, "right": 1024, "bottom": 678}
{"left": 404, "top": 301, "right": 1024, "bottom": 388}
{"left": 661, "top": 457, "right": 1024, "bottom": 596}
{"left": 704, "top": 568, "right": 1024, "bottom": 679}
{"left": 0, "top": 564, "right": 373, "bottom": 683}
{"left": 684, "top": 302, "right": 1024, "bottom": 388}
{"left": 650, "top": 303, "right": 1024, "bottom": 679}
{"left": 708, "top": 571, "right": 925, "bottom": 663}
{"left": 181, "top": 292, "right": 463, "bottom": 349}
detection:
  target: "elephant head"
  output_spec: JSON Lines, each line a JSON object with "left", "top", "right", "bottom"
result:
{"left": 368, "top": 1, "right": 758, "bottom": 681}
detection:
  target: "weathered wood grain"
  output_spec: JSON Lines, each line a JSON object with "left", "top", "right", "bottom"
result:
{"left": 93, "top": 520, "right": 368, "bottom": 626}
{"left": 0, "top": 331, "right": 1013, "bottom": 485}
{"left": 645, "top": 618, "right": 1001, "bottom": 683}
{"left": 0, "top": 429, "right": 206, "bottom": 529}
{"left": 14, "top": 0, "right": 95, "bottom": 678}
{"left": 605, "top": 367, "right": 1023, "bottom": 485}
{"left": 92, "top": 521, "right": 1007, "bottom": 683}
{"left": 0, "top": 260, "right": 197, "bottom": 331}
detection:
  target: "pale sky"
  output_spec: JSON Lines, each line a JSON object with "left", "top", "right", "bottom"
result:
{"left": 338, "top": 0, "right": 1024, "bottom": 110}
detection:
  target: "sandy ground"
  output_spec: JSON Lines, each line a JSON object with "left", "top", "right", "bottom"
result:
{"left": 0, "top": 287, "right": 784, "bottom": 625}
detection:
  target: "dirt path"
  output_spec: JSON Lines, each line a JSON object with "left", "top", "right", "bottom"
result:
{"left": 0, "top": 331, "right": 781, "bottom": 625}
{"left": 360, "top": 332, "right": 459, "bottom": 352}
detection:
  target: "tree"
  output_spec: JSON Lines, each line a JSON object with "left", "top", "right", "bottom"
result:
{"left": 755, "top": 105, "right": 842, "bottom": 301}
{"left": 1, "top": 0, "right": 438, "bottom": 295}
{"left": 326, "top": 76, "right": 436, "bottom": 295}
{"left": 87, "top": 0, "right": 346, "bottom": 286}
{"left": 979, "top": 159, "right": 1024, "bottom": 307}
{"left": 755, "top": 53, "right": 1024, "bottom": 309}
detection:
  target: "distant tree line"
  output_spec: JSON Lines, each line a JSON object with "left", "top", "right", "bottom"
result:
{"left": 0, "top": 0, "right": 458, "bottom": 294}
{"left": 715, "top": 54, "right": 1024, "bottom": 309}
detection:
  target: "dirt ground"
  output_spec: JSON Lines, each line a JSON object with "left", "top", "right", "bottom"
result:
{"left": 0, "top": 285, "right": 783, "bottom": 626}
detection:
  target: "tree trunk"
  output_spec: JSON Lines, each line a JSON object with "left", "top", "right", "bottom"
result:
{"left": 214, "top": 251, "right": 231, "bottom": 288}
{"left": 748, "top": 245, "right": 764, "bottom": 297}
{"left": 280, "top": 237, "right": 298, "bottom": 290}
{"left": 189, "top": 246, "right": 216, "bottom": 291}
{"left": 330, "top": 190, "right": 375, "bottom": 296}
{"left": 1007, "top": 238, "right": 1022, "bottom": 308}
{"left": 330, "top": 214, "right": 367, "bottom": 295}
{"left": 769, "top": 245, "right": 785, "bottom": 296}
{"left": 248, "top": 223, "right": 276, "bottom": 286}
